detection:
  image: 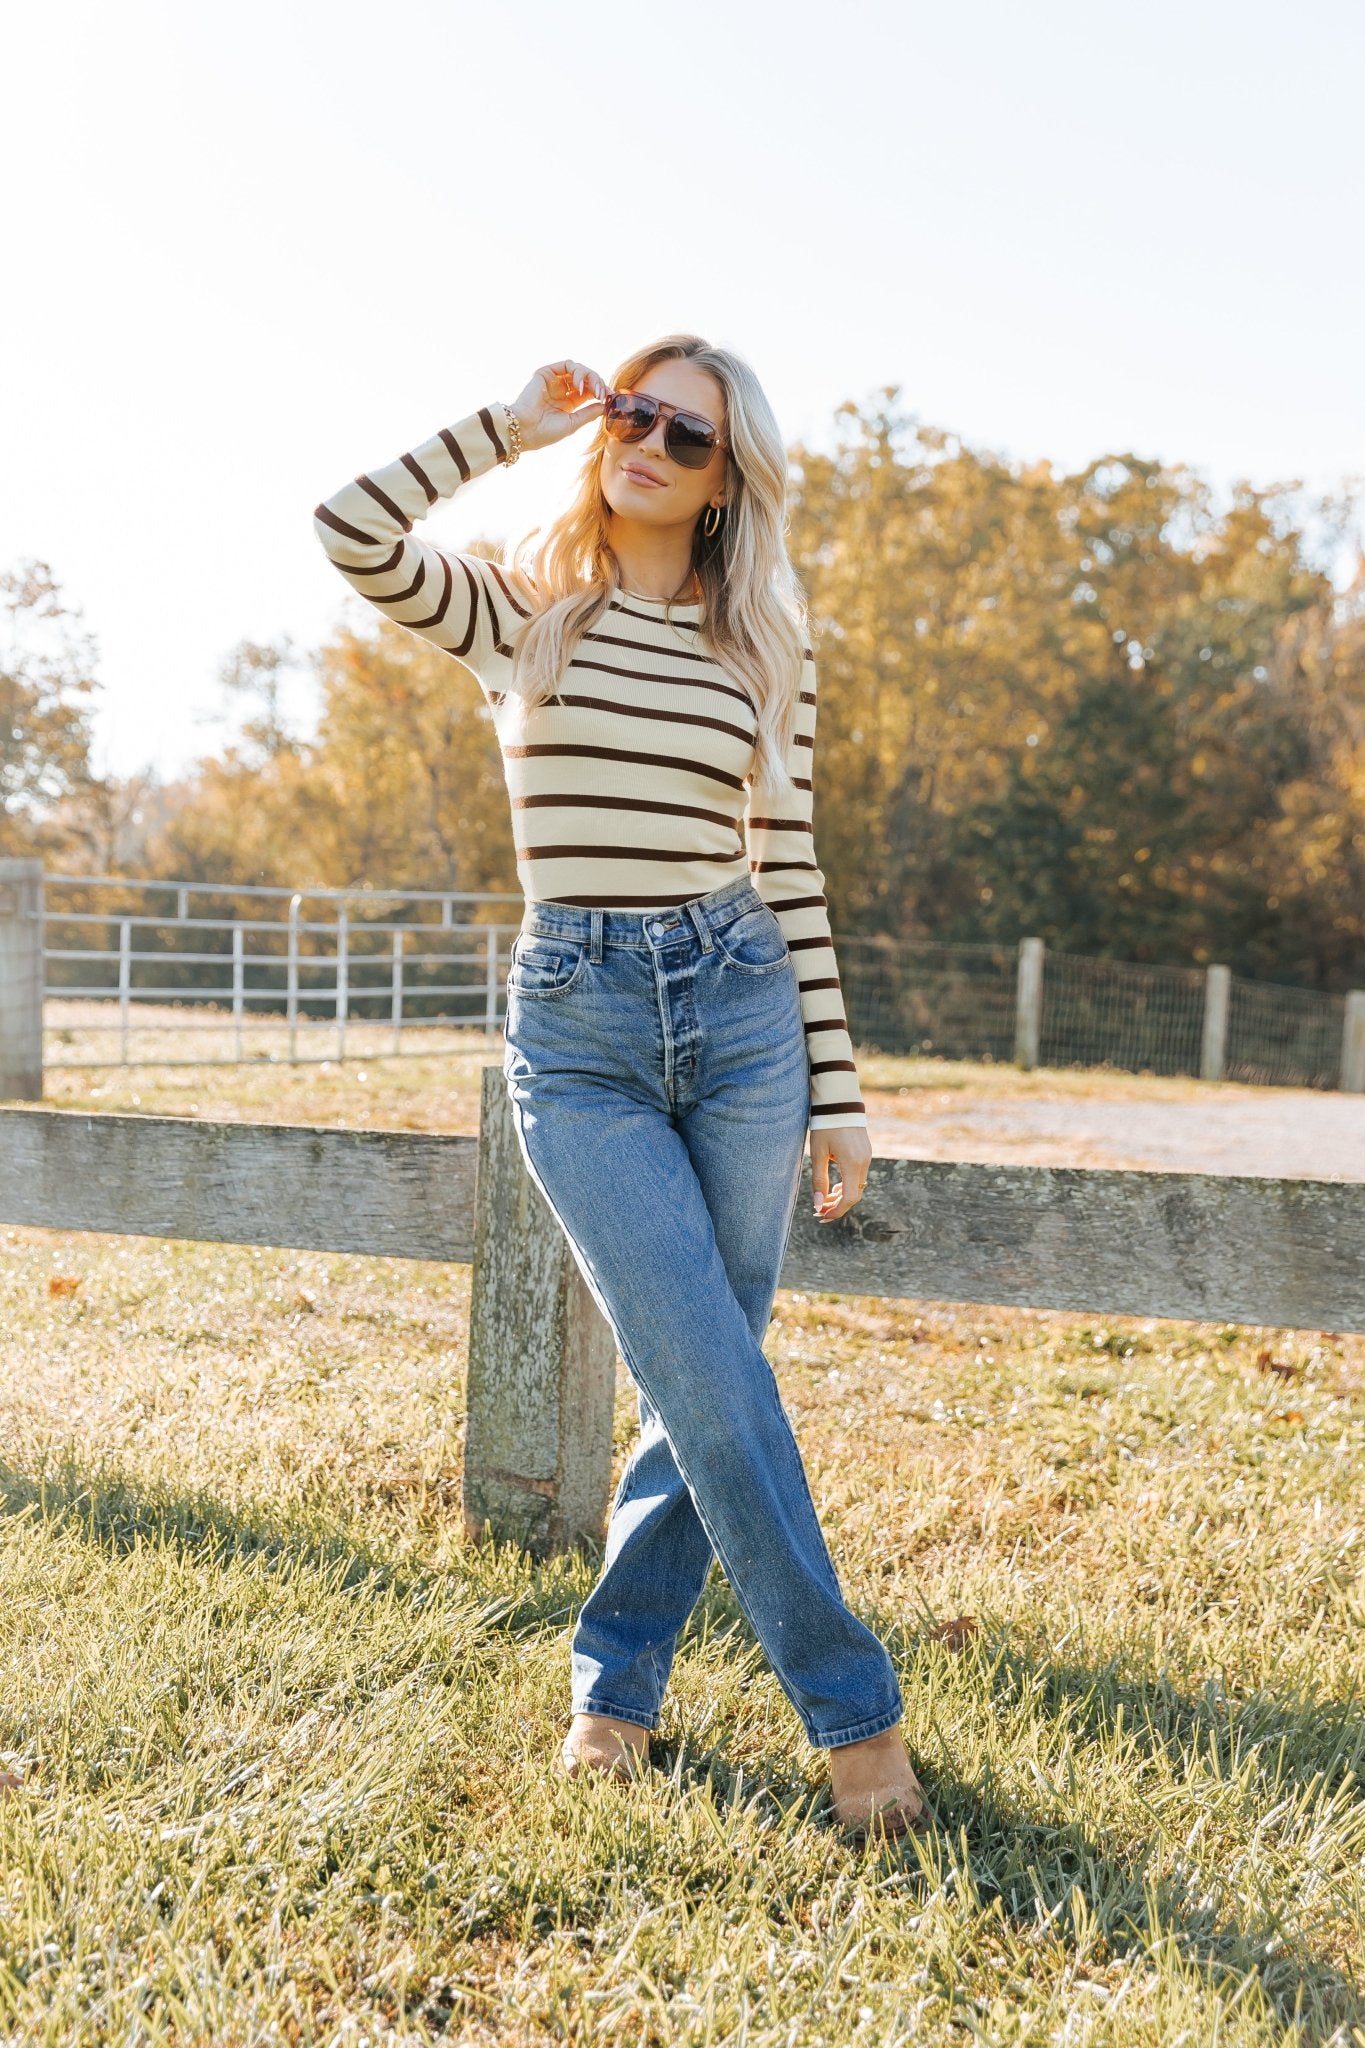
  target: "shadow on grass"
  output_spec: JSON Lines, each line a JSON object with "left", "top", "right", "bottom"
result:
{"left": 0, "top": 1448, "right": 589, "bottom": 1635}
{"left": 4, "top": 1453, "right": 1361, "bottom": 2035}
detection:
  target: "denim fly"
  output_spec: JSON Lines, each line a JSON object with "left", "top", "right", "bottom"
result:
{"left": 500, "top": 870, "right": 903, "bottom": 1749}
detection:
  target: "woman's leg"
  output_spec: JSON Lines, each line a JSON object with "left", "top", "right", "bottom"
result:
{"left": 503, "top": 953, "right": 902, "bottom": 1748}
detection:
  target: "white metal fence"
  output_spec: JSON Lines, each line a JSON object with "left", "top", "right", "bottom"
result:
{"left": 40, "top": 874, "right": 523, "bottom": 1067}
{"left": 13, "top": 867, "right": 1365, "bottom": 1091}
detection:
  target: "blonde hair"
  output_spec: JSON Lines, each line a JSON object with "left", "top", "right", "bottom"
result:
{"left": 500, "top": 333, "right": 808, "bottom": 803}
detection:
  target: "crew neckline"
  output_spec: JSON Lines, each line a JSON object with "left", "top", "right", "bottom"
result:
{"left": 615, "top": 585, "right": 704, "bottom": 615}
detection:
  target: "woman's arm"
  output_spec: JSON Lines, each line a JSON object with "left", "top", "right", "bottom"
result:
{"left": 313, "top": 364, "right": 608, "bottom": 682}
{"left": 746, "top": 652, "right": 868, "bottom": 1131}
{"left": 312, "top": 404, "right": 531, "bottom": 681}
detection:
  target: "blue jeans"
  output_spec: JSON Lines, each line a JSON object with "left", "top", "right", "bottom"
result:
{"left": 500, "top": 871, "right": 903, "bottom": 1749}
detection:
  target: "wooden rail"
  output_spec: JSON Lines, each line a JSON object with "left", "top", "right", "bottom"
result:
{"left": 3, "top": 1086, "right": 1362, "bottom": 1552}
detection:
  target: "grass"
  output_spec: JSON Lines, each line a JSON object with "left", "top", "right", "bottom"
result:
{"left": 3, "top": 1053, "right": 1364, "bottom": 2043}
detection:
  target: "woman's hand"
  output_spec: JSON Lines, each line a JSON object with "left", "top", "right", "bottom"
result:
{"left": 810, "top": 1126, "right": 873, "bottom": 1223}
{"left": 507, "top": 360, "right": 607, "bottom": 452}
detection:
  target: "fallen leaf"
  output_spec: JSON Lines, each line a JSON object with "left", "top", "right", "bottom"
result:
{"left": 48, "top": 1275, "right": 82, "bottom": 1298}
{"left": 928, "top": 1616, "right": 979, "bottom": 1651}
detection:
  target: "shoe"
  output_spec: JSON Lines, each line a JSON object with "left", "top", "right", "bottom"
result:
{"left": 828, "top": 1725, "right": 929, "bottom": 1839}
{"left": 560, "top": 1712, "right": 651, "bottom": 1782}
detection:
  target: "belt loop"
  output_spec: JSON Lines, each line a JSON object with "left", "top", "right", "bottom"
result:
{"left": 685, "top": 896, "right": 713, "bottom": 952}
{"left": 590, "top": 909, "right": 604, "bottom": 962}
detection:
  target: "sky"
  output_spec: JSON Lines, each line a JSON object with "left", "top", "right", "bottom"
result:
{"left": 3, "top": 0, "right": 1363, "bottom": 784}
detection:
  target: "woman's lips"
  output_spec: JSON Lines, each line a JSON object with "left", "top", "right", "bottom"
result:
{"left": 621, "top": 464, "right": 665, "bottom": 488}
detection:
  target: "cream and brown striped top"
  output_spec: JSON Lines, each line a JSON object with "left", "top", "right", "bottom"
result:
{"left": 314, "top": 404, "right": 867, "bottom": 1128}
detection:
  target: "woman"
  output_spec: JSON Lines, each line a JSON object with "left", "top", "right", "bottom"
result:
{"left": 314, "top": 336, "right": 926, "bottom": 1838}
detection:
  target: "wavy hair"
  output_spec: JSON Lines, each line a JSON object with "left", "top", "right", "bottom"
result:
{"left": 500, "top": 334, "right": 808, "bottom": 803}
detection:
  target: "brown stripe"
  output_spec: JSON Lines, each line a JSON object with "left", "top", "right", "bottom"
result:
{"left": 488, "top": 560, "right": 533, "bottom": 619}
{"left": 500, "top": 742, "right": 748, "bottom": 794}
{"left": 330, "top": 539, "right": 405, "bottom": 578}
{"left": 796, "top": 973, "right": 843, "bottom": 994}
{"left": 401, "top": 452, "right": 438, "bottom": 504}
{"left": 408, "top": 553, "right": 454, "bottom": 632}
{"left": 520, "top": 842, "right": 741, "bottom": 865}
{"left": 752, "top": 857, "right": 820, "bottom": 876}
{"left": 448, "top": 558, "right": 481, "bottom": 656}
{"left": 569, "top": 655, "right": 753, "bottom": 710}
{"left": 585, "top": 629, "right": 719, "bottom": 667}
{"left": 527, "top": 890, "right": 730, "bottom": 909}
{"left": 479, "top": 579, "right": 511, "bottom": 658}
{"left": 747, "top": 815, "right": 813, "bottom": 834}
{"left": 478, "top": 404, "right": 507, "bottom": 463}
{"left": 369, "top": 556, "right": 428, "bottom": 607}
{"left": 810, "top": 1102, "right": 866, "bottom": 1120}
{"left": 810, "top": 1057, "right": 859, "bottom": 1075}
{"left": 608, "top": 599, "right": 700, "bottom": 632}
{"left": 356, "top": 473, "right": 412, "bottom": 532}
{"left": 804, "top": 1018, "right": 853, "bottom": 1037}
{"left": 516, "top": 794, "right": 740, "bottom": 829}
{"left": 553, "top": 691, "right": 755, "bottom": 746}
{"left": 314, "top": 502, "right": 379, "bottom": 546}
{"left": 439, "top": 429, "right": 471, "bottom": 481}
{"left": 755, "top": 891, "right": 828, "bottom": 913}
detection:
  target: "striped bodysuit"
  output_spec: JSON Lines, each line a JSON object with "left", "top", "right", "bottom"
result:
{"left": 314, "top": 403, "right": 866, "bottom": 1129}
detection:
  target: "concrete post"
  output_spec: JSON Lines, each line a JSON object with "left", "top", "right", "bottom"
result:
{"left": 463, "top": 1064, "right": 616, "bottom": 1556}
{"left": 0, "top": 859, "right": 43, "bottom": 1101}
{"left": 1200, "top": 964, "right": 1232, "bottom": 1083}
{"left": 1014, "top": 937, "right": 1045, "bottom": 1070}
{"left": 1342, "top": 992, "right": 1365, "bottom": 1095}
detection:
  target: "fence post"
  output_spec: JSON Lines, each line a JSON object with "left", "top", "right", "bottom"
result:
{"left": 287, "top": 893, "right": 300, "bottom": 1062}
{"left": 0, "top": 858, "right": 44, "bottom": 1101}
{"left": 485, "top": 927, "right": 500, "bottom": 1037}
{"left": 1014, "top": 937, "right": 1044, "bottom": 1070}
{"left": 336, "top": 905, "right": 349, "bottom": 1062}
{"left": 232, "top": 924, "right": 244, "bottom": 1061}
{"left": 1342, "top": 992, "right": 1365, "bottom": 1094}
{"left": 463, "top": 1065, "right": 616, "bottom": 1556}
{"left": 118, "top": 917, "right": 133, "bottom": 1065}
{"left": 390, "top": 929, "right": 403, "bottom": 1055}
{"left": 1200, "top": 964, "right": 1231, "bottom": 1083}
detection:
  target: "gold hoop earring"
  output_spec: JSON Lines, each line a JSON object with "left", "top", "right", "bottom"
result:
{"left": 703, "top": 503, "right": 722, "bottom": 538}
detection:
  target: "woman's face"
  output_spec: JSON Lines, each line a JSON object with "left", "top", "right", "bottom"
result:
{"left": 599, "top": 359, "right": 729, "bottom": 531}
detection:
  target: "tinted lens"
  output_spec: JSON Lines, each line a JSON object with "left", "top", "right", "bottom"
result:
{"left": 666, "top": 412, "right": 719, "bottom": 468}
{"left": 604, "top": 392, "right": 657, "bottom": 441}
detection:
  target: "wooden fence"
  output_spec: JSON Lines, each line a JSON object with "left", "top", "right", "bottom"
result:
{"left": 3, "top": 1084, "right": 1362, "bottom": 1557}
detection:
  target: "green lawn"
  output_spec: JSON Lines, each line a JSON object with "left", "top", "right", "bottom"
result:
{"left": 2, "top": 1058, "right": 1364, "bottom": 2043}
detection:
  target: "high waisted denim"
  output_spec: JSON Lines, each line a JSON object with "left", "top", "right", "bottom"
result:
{"left": 500, "top": 870, "right": 903, "bottom": 1749}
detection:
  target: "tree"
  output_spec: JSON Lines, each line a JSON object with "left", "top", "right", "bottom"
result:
{"left": 0, "top": 560, "right": 102, "bottom": 856}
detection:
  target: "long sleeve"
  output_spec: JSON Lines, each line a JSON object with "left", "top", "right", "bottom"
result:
{"left": 746, "top": 652, "right": 867, "bottom": 1130}
{"left": 312, "top": 404, "right": 531, "bottom": 681}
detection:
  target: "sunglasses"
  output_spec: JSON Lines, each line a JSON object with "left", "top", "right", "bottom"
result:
{"left": 602, "top": 388, "right": 727, "bottom": 469}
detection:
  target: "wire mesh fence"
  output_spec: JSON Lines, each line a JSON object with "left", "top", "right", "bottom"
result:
{"left": 31, "top": 872, "right": 1364, "bottom": 1091}
{"left": 833, "top": 937, "right": 1018, "bottom": 1064}
{"left": 1224, "top": 977, "right": 1347, "bottom": 1090}
{"left": 1037, "top": 955, "right": 1207, "bottom": 1077}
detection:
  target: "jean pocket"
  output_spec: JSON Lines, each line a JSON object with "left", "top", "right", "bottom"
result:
{"left": 507, "top": 935, "right": 588, "bottom": 997}
{"left": 711, "top": 904, "right": 791, "bottom": 974}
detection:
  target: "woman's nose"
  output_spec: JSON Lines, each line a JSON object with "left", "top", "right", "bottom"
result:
{"left": 639, "top": 416, "right": 669, "bottom": 451}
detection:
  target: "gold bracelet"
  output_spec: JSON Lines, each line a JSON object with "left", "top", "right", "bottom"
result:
{"left": 499, "top": 401, "right": 522, "bottom": 465}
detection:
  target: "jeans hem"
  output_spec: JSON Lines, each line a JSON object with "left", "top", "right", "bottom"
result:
{"left": 807, "top": 1700, "right": 904, "bottom": 1750}
{"left": 573, "top": 1697, "right": 660, "bottom": 1733}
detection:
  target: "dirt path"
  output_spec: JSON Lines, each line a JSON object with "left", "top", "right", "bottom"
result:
{"left": 865, "top": 1079, "right": 1364, "bottom": 1179}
